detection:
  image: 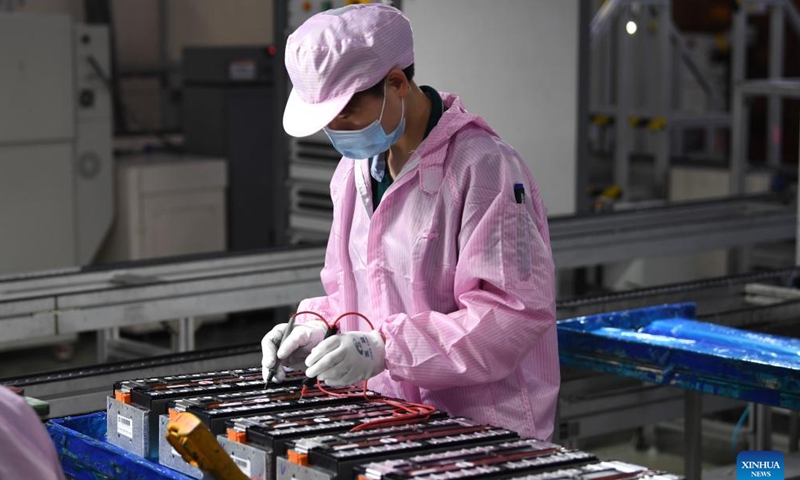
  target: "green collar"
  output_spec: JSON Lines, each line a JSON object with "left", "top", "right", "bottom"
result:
{"left": 420, "top": 85, "right": 444, "bottom": 139}
{"left": 371, "top": 85, "right": 445, "bottom": 209}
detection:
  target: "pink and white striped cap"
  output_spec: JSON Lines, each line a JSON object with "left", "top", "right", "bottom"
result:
{"left": 282, "top": 3, "right": 414, "bottom": 138}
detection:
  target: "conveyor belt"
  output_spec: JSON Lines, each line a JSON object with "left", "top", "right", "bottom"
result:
{"left": 2, "top": 344, "right": 261, "bottom": 418}
{"left": 0, "top": 246, "right": 327, "bottom": 344}
{"left": 1, "top": 193, "right": 793, "bottom": 296}
{"left": 548, "top": 193, "right": 795, "bottom": 268}
{"left": 557, "top": 266, "right": 800, "bottom": 319}
{"left": 0, "top": 195, "right": 793, "bottom": 347}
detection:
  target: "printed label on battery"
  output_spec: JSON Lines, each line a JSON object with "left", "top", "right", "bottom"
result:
{"left": 231, "top": 455, "right": 251, "bottom": 476}
{"left": 117, "top": 414, "right": 133, "bottom": 439}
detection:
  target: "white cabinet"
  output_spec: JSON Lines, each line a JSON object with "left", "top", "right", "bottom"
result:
{"left": 100, "top": 155, "right": 228, "bottom": 262}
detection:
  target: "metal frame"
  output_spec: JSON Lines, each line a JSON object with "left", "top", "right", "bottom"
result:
{"left": 576, "top": 0, "right": 592, "bottom": 213}
{"left": 730, "top": 80, "right": 800, "bottom": 194}
{"left": 730, "top": 0, "right": 800, "bottom": 193}
{"left": 591, "top": 0, "right": 730, "bottom": 199}
{"left": 556, "top": 370, "right": 744, "bottom": 448}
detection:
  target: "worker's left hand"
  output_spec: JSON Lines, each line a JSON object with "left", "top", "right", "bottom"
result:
{"left": 304, "top": 331, "right": 386, "bottom": 387}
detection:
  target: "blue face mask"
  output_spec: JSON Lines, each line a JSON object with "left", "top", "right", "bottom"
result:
{"left": 324, "top": 83, "right": 406, "bottom": 159}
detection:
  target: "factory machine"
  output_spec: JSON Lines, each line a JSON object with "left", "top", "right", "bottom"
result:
{"left": 0, "top": 13, "right": 113, "bottom": 278}
{"left": 0, "top": 13, "right": 113, "bottom": 353}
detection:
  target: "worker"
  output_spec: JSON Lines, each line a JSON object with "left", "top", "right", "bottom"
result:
{"left": 262, "top": 4, "right": 559, "bottom": 440}
{"left": 0, "top": 385, "right": 66, "bottom": 480}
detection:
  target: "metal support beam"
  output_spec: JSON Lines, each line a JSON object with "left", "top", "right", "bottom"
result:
{"left": 604, "top": 15, "right": 615, "bottom": 108}
{"left": 755, "top": 403, "right": 774, "bottom": 450}
{"left": 96, "top": 327, "right": 120, "bottom": 363}
{"left": 655, "top": 6, "right": 671, "bottom": 197}
{"left": 731, "top": 95, "right": 749, "bottom": 195}
{"left": 576, "top": 0, "right": 592, "bottom": 213}
{"left": 615, "top": 12, "right": 631, "bottom": 198}
{"left": 177, "top": 317, "right": 196, "bottom": 352}
{"left": 768, "top": 4, "right": 785, "bottom": 166}
{"left": 731, "top": 7, "right": 748, "bottom": 195}
{"left": 789, "top": 411, "right": 800, "bottom": 452}
{"left": 782, "top": 0, "right": 800, "bottom": 37}
{"left": 669, "top": 22, "right": 724, "bottom": 110}
{"left": 158, "top": 0, "right": 170, "bottom": 130}
{"left": 590, "top": 0, "right": 623, "bottom": 46}
{"left": 685, "top": 391, "right": 703, "bottom": 480}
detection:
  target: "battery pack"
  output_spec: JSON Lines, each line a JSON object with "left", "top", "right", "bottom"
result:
{"left": 276, "top": 418, "right": 519, "bottom": 480}
{"left": 218, "top": 402, "right": 445, "bottom": 480}
{"left": 353, "top": 438, "right": 597, "bottom": 479}
{"left": 107, "top": 366, "right": 303, "bottom": 459}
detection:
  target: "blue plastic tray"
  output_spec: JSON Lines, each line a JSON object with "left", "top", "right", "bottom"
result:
{"left": 557, "top": 303, "right": 800, "bottom": 409}
{"left": 47, "top": 412, "right": 191, "bottom": 480}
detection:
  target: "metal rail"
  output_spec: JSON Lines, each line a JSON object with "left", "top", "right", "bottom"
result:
{"left": 0, "top": 195, "right": 794, "bottom": 354}
{"left": 557, "top": 266, "right": 800, "bottom": 318}
{"left": 549, "top": 195, "right": 795, "bottom": 268}
{"left": 0, "top": 247, "right": 326, "bottom": 346}
{"left": 3, "top": 344, "right": 260, "bottom": 418}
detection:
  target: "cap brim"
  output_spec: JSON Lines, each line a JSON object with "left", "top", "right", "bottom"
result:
{"left": 283, "top": 88, "right": 353, "bottom": 138}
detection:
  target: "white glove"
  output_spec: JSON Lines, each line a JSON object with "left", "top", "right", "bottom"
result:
{"left": 261, "top": 321, "right": 327, "bottom": 382}
{"left": 304, "top": 331, "right": 386, "bottom": 387}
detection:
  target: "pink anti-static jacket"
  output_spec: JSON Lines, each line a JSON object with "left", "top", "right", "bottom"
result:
{"left": 298, "top": 92, "right": 560, "bottom": 440}
{"left": 0, "top": 386, "right": 66, "bottom": 480}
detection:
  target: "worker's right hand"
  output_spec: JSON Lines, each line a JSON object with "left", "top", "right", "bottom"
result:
{"left": 261, "top": 321, "right": 328, "bottom": 383}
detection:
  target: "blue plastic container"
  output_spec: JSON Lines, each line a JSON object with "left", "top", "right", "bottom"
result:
{"left": 46, "top": 411, "right": 190, "bottom": 480}
{"left": 558, "top": 303, "right": 800, "bottom": 409}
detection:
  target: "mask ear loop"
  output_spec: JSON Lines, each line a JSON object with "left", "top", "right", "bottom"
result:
{"left": 377, "top": 81, "right": 388, "bottom": 123}
{"left": 379, "top": 80, "right": 405, "bottom": 133}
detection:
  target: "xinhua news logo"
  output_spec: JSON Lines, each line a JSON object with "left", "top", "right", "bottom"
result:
{"left": 737, "top": 451, "right": 784, "bottom": 479}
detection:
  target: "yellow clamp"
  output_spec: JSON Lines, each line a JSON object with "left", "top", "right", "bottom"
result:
{"left": 628, "top": 115, "right": 642, "bottom": 127}
{"left": 167, "top": 412, "right": 248, "bottom": 480}
{"left": 601, "top": 185, "right": 623, "bottom": 200}
{"left": 714, "top": 34, "right": 730, "bottom": 53}
{"left": 647, "top": 116, "right": 667, "bottom": 131}
{"left": 590, "top": 114, "right": 614, "bottom": 127}
{"left": 627, "top": 116, "right": 667, "bottom": 130}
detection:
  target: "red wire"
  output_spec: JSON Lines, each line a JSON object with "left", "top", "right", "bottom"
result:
{"left": 332, "top": 311, "right": 375, "bottom": 330}
{"left": 292, "top": 310, "right": 331, "bottom": 329}
{"left": 297, "top": 310, "right": 437, "bottom": 432}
